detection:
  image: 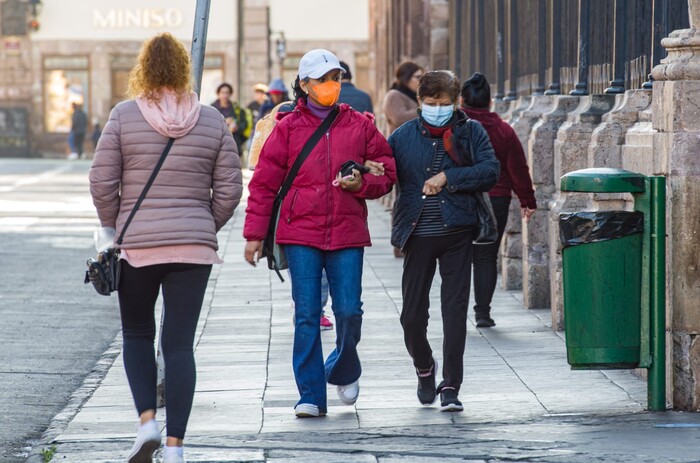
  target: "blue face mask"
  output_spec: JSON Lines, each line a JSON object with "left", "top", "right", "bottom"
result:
{"left": 420, "top": 104, "right": 455, "bottom": 127}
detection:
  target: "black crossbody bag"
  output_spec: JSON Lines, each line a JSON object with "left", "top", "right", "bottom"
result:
{"left": 263, "top": 108, "right": 339, "bottom": 282}
{"left": 85, "top": 138, "right": 175, "bottom": 295}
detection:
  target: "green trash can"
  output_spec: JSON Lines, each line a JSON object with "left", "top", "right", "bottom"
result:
{"left": 559, "top": 168, "right": 646, "bottom": 369}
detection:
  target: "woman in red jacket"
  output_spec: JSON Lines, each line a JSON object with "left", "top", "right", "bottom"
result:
{"left": 460, "top": 73, "right": 536, "bottom": 328}
{"left": 244, "top": 49, "right": 396, "bottom": 418}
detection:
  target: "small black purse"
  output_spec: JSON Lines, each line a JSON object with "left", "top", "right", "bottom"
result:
{"left": 85, "top": 138, "right": 175, "bottom": 295}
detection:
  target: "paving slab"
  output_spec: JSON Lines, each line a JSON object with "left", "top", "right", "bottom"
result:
{"left": 25, "top": 189, "right": 700, "bottom": 462}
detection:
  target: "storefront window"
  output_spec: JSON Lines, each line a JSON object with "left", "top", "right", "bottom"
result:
{"left": 43, "top": 56, "right": 89, "bottom": 133}
{"left": 200, "top": 55, "right": 224, "bottom": 104}
{"left": 110, "top": 55, "right": 137, "bottom": 109}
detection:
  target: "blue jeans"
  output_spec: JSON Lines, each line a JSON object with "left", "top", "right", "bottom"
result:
{"left": 287, "top": 268, "right": 330, "bottom": 309}
{"left": 285, "top": 245, "right": 364, "bottom": 412}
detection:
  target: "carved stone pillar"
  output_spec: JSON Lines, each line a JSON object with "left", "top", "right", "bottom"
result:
{"left": 651, "top": 0, "right": 700, "bottom": 411}
{"left": 523, "top": 96, "right": 579, "bottom": 310}
{"left": 548, "top": 94, "right": 616, "bottom": 330}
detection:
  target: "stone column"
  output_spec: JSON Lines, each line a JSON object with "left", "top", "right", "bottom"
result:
{"left": 588, "top": 89, "right": 653, "bottom": 211}
{"left": 651, "top": 0, "right": 700, "bottom": 411}
{"left": 548, "top": 94, "right": 616, "bottom": 330}
{"left": 502, "top": 95, "right": 557, "bottom": 293}
{"left": 522, "top": 96, "right": 580, "bottom": 310}
{"left": 242, "top": 2, "right": 271, "bottom": 104}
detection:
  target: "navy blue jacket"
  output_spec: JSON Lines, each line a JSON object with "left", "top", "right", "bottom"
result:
{"left": 338, "top": 82, "right": 374, "bottom": 114}
{"left": 388, "top": 111, "right": 500, "bottom": 248}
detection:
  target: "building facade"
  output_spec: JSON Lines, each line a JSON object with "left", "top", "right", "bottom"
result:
{"left": 0, "top": 0, "right": 370, "bottom": 157}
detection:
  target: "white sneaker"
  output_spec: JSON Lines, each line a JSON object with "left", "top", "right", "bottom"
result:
{"left": 294, "top": 403, "right": 325, "bottom": 417}
{"left": 127, "top": 419, "right": 161, "bottom": 463}
{"left": 162, "top": 452, "right": 185, "bottom": 463}
{"left": 337, "top": 380, "right": 360, "bottom": 405}
{"left": 67, "top": 152, "right": 79, "bottom": 160}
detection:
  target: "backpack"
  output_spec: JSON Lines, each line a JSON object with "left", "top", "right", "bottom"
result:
{"left": 248, "top": 101, "right": 293, "bottom": 169}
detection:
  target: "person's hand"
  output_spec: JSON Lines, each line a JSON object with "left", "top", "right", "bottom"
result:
{"left": 364, "top": 160, "right": 385, "bottom": 176}
{"left": 422, "top": 172, "right": 447, "bottom": 196}
{"left": 521, "top": 207, "right": 535, "bottom": 223}
{"left": 244, "top": 240, "right": 263, "bottom": 266}
{"left": 226, "top": 117, "right": 238, "bottom": 133}
{"left": 337, "top": 168, "right": 363, "bottom": 192}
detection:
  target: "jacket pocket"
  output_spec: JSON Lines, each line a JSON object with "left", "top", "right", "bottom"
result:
{"left": 285, "top": 189, "right": 300, "bottom": 223}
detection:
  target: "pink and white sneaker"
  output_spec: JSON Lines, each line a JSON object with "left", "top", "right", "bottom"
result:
{"left": 320, "top": 314, "right": 334, "bottom": 331}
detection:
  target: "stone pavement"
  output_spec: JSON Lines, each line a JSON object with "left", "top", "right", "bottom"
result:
{"left": 27, "top": 176, "right": 700, "bottom": 462}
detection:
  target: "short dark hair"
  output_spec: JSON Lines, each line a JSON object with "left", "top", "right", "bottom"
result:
{"left": 395, "top": 61, "right": 423, "bottom": 87}
{"left": 417, "top": 70, "right": 460, "bottom": 102}
{"left": 216, "top": 83, "right": 233, "bottom": 95}
{"left": 339, "top": 61, "right": 352, "bottom": 81}
{"left": 460, "top": 73, "right": 491, "bottom": 108}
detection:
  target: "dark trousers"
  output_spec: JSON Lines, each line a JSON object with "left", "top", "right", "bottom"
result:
{"left": 401, "top": 230, "right": 473, "bottom": 391}
{"left": 472, "top": 196, "right": 512, "bottom": 318}
{"left": 73, "top": 132, "right": 85, "bottom": 156}
{"left": 118, "top": 261, "right": 212, "bottom": 439}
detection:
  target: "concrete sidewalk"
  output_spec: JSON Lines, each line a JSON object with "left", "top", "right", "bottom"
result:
{"left": 28, "top": 187, "right": 700, "bottom": 462}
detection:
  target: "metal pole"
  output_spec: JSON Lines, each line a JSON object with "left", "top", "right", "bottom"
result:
{"left": 477, "top": 0, "right": 486, "bottom": 73}
{"left": 605, "top": 0, "right": 627, "bottom": 94}
{"left": 534, "top": 0, "right": 547, "bottom": 95}
{"left": 545, "top": 0, "right": 561, "bottom": 95}
{"left": 570, "top": 0, "right": 590, "bottom": 96}
{"left": 643, "top": 0, "right": 667, "bottom": 89}
{"left": 469, "top": 0, "right": 477, "bottom": 74}
{"left": 495, "top": 0, "right": 506, "bottom": 99}
{"left": 237, "top": 0, "right": 245, "bottom": 105}
{"left": 505, "top": 0, "right": 518, "bottom": 101}
{"left": 191, "top": 0, "right": 212, "bottom": 96}
{"left": 454, "top": 0, "right": 463, "bottom": 78}
{"left": 648, "top": 176, "right": 666, "bottom": 411}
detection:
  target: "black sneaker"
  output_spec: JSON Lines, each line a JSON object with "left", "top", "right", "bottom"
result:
{"left": 416, "top": 358, "right": 437, "bottom": 405}
{"left": 439, "top": 386, "right": 463, "bottom": 412}
{"left": 476, "top": 316, "right": 496, "bottom": 328}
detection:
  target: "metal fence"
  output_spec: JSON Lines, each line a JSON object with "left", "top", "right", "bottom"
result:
{"left": 449, "top": 0, "right": 690, "bottom": 98}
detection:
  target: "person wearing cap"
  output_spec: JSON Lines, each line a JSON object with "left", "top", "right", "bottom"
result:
{"left": 247, "top": 83, "right": 269, "bottom": 121}
{"left": 337, "top": 61, "right": 373, "bottom": 114}
{"left": 244, "top": 48, "right": 396, "bottom": 418}
{"left": 257, "top": 78, "right": 291, "bottom": 122}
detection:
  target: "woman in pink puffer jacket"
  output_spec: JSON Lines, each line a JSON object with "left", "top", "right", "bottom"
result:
{"left": 89, "top": 33, "right": 241, "bottom": 463}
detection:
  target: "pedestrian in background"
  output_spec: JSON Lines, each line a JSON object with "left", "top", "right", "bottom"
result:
{"left": 67, "top": 102, "right": 87, "bottom": 160}
{"left": 389, "top": 70, "right": 499, "bottom": 412}
{"left": 382, "top": 61, "right": 422, "bottom": 135}
{"left": 90, "top": 117, "right": 102, "bottom": 153}
{"left": 211, "top": 82, "right": 252, "bottom": 158}
{"left": 90, "top": 32, "right": 242, "bottom": 463}
{"left": 257, "top": 78, "right": 290, "bottom": 121}
{"left": 247, "top": 83, "right": 269, "bottom": 121}
{"left": 244, "top": 48, "right": 396, "bottom": 418}
{"left": 338, "top": 61, "right": 373, "bottom": 114}
{"left": 460, "top": 73, "right": 536, "bottom": 328}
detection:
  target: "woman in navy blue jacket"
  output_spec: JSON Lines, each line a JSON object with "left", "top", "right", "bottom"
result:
{"left": 388, "top": 70, "right": 499, "bottom": 412}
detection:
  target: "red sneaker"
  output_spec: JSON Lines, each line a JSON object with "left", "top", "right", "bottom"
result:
{"left": 320, "top": 314, "right": 334, "bottom": 331}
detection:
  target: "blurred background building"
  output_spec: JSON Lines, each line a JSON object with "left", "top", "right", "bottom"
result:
{"left": 0, "top": 0, "right": 369, "bottom": 156}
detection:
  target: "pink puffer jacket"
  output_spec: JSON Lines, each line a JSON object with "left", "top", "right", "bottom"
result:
{"left": 90, "top": 100, "right": 242, "bottom": 250}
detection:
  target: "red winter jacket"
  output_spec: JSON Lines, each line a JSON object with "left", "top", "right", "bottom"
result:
{"left": 244, "top": 100, "right": 396, "bottom": 250}
{"left": 462, "top": 107, "right": 536, "bottom": 209}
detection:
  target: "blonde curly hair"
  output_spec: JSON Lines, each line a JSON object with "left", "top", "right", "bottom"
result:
{"left": 127, "top": 33, "right": 192, "bottom": 100}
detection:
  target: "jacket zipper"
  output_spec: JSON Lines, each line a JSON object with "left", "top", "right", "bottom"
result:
{"left": 325, "top": 131, "right": 332, "bottom": 250}
{"left": 407, "top": 139, "right": 438, "bottom": 239}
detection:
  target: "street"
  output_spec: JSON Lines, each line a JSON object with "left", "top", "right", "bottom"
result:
{"left": 0, "top": 159, "right": 121, "bottom": 462}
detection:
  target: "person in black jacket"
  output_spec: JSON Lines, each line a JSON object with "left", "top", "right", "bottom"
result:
{"left": 338, "top": 61, "right": 373, "bottom": 114}
{"left": 70, "top": 103, "right": 87, "bottom": 159}
{"left": 388, "top": 70, "right": 499, "bottom": 413}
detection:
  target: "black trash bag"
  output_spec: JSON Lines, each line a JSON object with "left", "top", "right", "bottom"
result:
{"left": 559, "top": 211, "right": 644, "bottom": 248}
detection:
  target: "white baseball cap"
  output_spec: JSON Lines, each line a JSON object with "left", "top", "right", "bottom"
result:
{"left": 298, "top": 49, "right": 343, "bottom": 80}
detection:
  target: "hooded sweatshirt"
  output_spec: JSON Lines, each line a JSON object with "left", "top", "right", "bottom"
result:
{"left": 462, "top": 107, "right": 536, "bottom": 209}
{"left": 136, "top": 90, "right": 201, "bottom": 138}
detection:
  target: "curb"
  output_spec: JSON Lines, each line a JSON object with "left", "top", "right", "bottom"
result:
{"left": 24, "top": 331, "right": 122, "bottom": 463}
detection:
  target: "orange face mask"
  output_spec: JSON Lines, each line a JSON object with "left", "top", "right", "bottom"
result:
{"left": 308, "top": 80, "right": 341, "bottom": 107}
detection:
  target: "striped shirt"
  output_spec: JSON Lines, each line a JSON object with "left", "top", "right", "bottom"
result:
{"left": 413, "top": 139, "right": 461, "bottom": 237}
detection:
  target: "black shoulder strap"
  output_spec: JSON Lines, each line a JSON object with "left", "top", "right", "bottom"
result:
{"left": 276, "top": 107, "right": 339, "bottom": 201}
{"left": 116, "top": 137, "right": 175, "bottom": 245}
